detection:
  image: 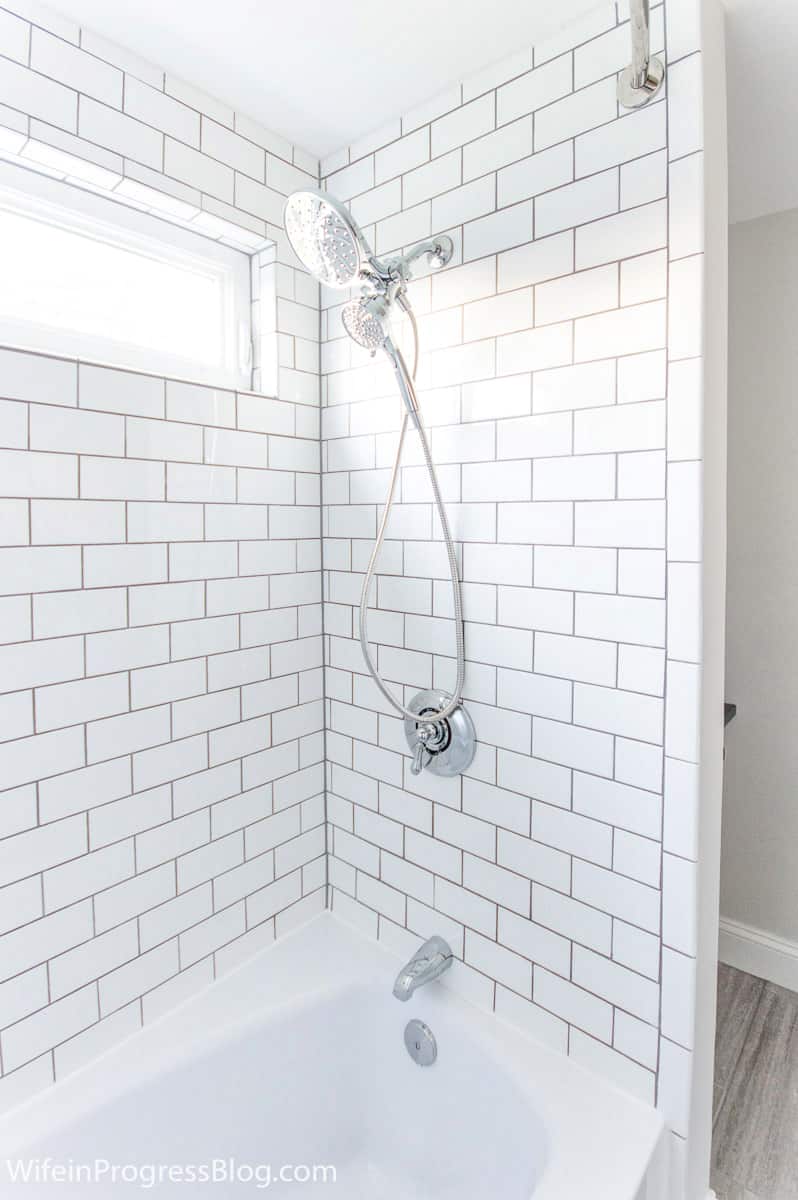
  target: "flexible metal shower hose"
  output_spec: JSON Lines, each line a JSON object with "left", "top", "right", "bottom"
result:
{"left": 358, "top": 305, "right": 466, "bottom": 724}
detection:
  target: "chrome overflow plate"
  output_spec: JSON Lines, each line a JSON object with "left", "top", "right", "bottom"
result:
{"left": 404, "top": 690, "right": 476, "bottom": 778}
{"left": 404, "top": 1019, "right": 437, "bottom": 1067}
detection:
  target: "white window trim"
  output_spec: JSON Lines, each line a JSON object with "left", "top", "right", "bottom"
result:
{"left": 0, "top": 159, "right": 255, "bottom": 390}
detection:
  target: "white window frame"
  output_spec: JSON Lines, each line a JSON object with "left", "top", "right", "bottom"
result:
{"left": 0, "top": 160, "right": 254, "bottom": 390}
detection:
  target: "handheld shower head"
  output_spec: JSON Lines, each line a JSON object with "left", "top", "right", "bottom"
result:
{"left": 283, "top": 189, "right": 370, "bottom": 289}
{"left": 341, "top": 296, "right": 389, "bottom": 351}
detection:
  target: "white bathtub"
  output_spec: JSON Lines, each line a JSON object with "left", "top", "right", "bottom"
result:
{"left": 0, "top": 914, "right": 666, "bottom": 1198}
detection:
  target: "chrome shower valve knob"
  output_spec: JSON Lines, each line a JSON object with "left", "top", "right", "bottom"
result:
{"left": 405, "top": 691, "right": 476, "bottom": 778}
{"left": 410, "top": 719, "right": 448, "bottom": 775}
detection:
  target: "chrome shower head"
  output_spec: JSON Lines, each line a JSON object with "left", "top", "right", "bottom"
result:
{"left": 341, "top": 296, "right": 389, "bottom": 351}
{"left": 283, "top": 188, "right": 369, "bottom": 289}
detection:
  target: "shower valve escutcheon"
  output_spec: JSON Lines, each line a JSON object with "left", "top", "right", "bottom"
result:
{"left": 405, "top": 690, "right": 476, "bottom": 778}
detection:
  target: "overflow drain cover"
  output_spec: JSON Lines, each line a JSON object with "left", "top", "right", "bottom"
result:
{"left": 404, "top": 1019, "right": 437, "bottom": 1066}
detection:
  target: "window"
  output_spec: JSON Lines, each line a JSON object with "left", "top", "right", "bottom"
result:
{"left": 0, "top": 161, "right": 253, "bottom": 389}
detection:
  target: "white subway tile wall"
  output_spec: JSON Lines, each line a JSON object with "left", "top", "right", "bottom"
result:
{"left": 319, "top": 0, "right": 704, "bottom": 1167}
{"left": 0, "top": 0, "right": 708, "bottom": 1174}
{"left": 0, "top": 2, "right": 324, "bottom": 1111}
{"left": 0, "top": 351, "right": 325, "bottom": 1103}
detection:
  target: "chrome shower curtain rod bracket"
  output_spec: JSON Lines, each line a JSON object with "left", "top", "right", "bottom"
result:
{"left": 617, "top": 0, "right": 665, "bottom": 109}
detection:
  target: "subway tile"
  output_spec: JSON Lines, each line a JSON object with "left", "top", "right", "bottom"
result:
{"left": 533, "top": 799, "right": 612, "bottom": 866}
{"left": 536, "top": 169, "right": 618, "bottom": 239}
{"left": 89, "top": 784, "right": 172, "bottom": 850}
{"left": 533, "top": 358, "right": 615, "bottom": 415}
{"left": 50, "top": 922, "right": 139, "bottom": 1000}
{"left": 0, "top": 399, "right": 27, "bottom": 450}
{"left": 533, "top": 717, "right": 613, "bottom": 777}
{"left": 0, "top": 814, "right": 86, "bottom": 890}
{"left": 403, "top": 151, "right": 461, "bottom": 209}
{"left": 202, "top": 118, "right": 264, "bottom": 178}
{"left": 497, "top": 322, "right": 572, "bottom": 377}
{"left": 431, "top": 175, "right": 495, "bottom": 231}
{"left": 30, "top": 405, "right": 124, "bottom": 457}
{"left": 44, "top": 839, "right": 134, "bottom": 912}
{"left": 575, "top": 499, "right": 665, "bottom": 549}
{"left": 497, "top": 586, "right": 572, "bottom": 636}
{"left": 0, "top": 779, "right": 36, "bottom": 835}
{"left": 0, "top": 723, "right": 85, "bottom": 791}
{"left": 464, "top": 202, "right": 533, "bottom": 261}
{"left": 435, "top": 878, "right": 495, "bottom": 937}
{"left": 0, "top": 8, "right": 29, "bottom": 65}
{"left": 536, "top": 264, "right": 618, "bottom": 325}
{"left": 497, "top": 56, "right": 573, "bottom": 126}
{"left": 79, "top": 96, "right": 162, "bottom": 168}
{"left": 464, "top": 117, "right": 533, "bottom": 182}
{"left": 576, "top": 200, "right": 667, "bottom": 270}
{"left": 621, "top": 147, "right": 668, "bottom": 210}
{"left": 0, "top": 348, "right": 76, "bottom": 406}
{"left": 534, "top": 631, "right": 615, "bottom": 687}
{"left": 134, "top": 733, "right": 208, "bottom": 793}
{"left": 432, "top": 94, "right": 494, "bottom": 158}
{"left": 497, "top": 501, "right": 572, "bottom": 546}
{"left": 576, "top": 593, "right": 665, "bottom": 647}
{"left": 0, "top": 545, "right": 81, "bottom": 596}
{"left": 80, "top": 456, "right": 164, "bottom": 501}
{"left": 30, "top": 499, "right": 125, "bottom": 545}
{"left": 535, "top": 967, "right": 613, "bottom": 1042}
{"left": 576, "top": 104, "right": 666, "bottom": 177}
{"left": 533, "top": 454, "right": 614, "bottom": 501}
{"left": 2, "top": 985, "right": 98, "bottom": 1073}
{"left": 126, "top": 416, "right": 203, "bottom": 463}
{"left": 574, "top": 683, "right": 663, "bottom": 744}
{"left": 575, "top": 299, "right": 666, "bottom": 362}
{"left": 617, "top": 643, "right": 665, "bottom": 696}
{"left": 498, "top": 230, "right": 573, "bottom": 292}
{"left": 99, "top": 941, "right": 179, "bottom": 1017}
{"left": 498, "top": 141, "right": 573, "bottom": 209}
{"left": 573, "top": 860, "right": 660, "bottom": 933}
{"left": 36, "top": 672, "right": 129, "bottom": 733}
{"left": 180, "top": 903, "right": 245, "bottom": 966}
{"left": 165, "top": 137, "right": 233, "bottom": 202}
{"left": 166, "top": 381, "right": 236, "bottom": 428}
{"left": 375, "top": 127, "right": 429, "bottom": 183}
{"left": 536, "top": 78, "right": 617, "bottom": 152}
{"left": 0, "top": 449, "right": 76, "bottom": 499}
{"left": 86, "top": 705, "right": 171, "bottom": 766}
{"left": 0, "top": 56, "right": 77, "bottom": 131}
{"left": 668, "top": 53, "right": 703, "bottom": 161}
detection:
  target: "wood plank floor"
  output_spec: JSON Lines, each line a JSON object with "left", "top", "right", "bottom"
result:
{"left": 712, "top": 963, "right": 798, "bottom": 1200}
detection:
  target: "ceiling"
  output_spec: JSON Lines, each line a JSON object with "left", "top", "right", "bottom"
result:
{"left": 724, "top": 0, "right": 798, "bottom": 224}
{"left": 48, "top": 0, "right": 602, "bottom": 160}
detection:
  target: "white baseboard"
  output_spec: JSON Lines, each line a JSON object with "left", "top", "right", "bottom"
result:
{"left": 719, "top": 916, "right": 798, "bottom": 992}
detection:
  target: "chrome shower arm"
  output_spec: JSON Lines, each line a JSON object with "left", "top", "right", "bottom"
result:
{"left": 365, "top": 235, "right": 454, "bottom": 290}
{"left": 630, "top": 0, "right": 651, "bottom": 88}
{"left": 618, "top": 0, "right": 665, "bottom": 109}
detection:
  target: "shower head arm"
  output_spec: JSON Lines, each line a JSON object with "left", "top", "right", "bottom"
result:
{"left": 396, "top": 236, "right": 454, "bottom": 273}
{"left": 362, "top": 235, "right": 454, "bottom": 293}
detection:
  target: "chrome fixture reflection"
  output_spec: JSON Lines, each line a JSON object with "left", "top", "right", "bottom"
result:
{"left": 618, "top": 0, "right": 665, "bottom": 108}
{"left": 393, "top": 936, "right": 453, "bottom": 1001}
{"left": 284, "top": 189, "right": 475, "bottom": 777}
